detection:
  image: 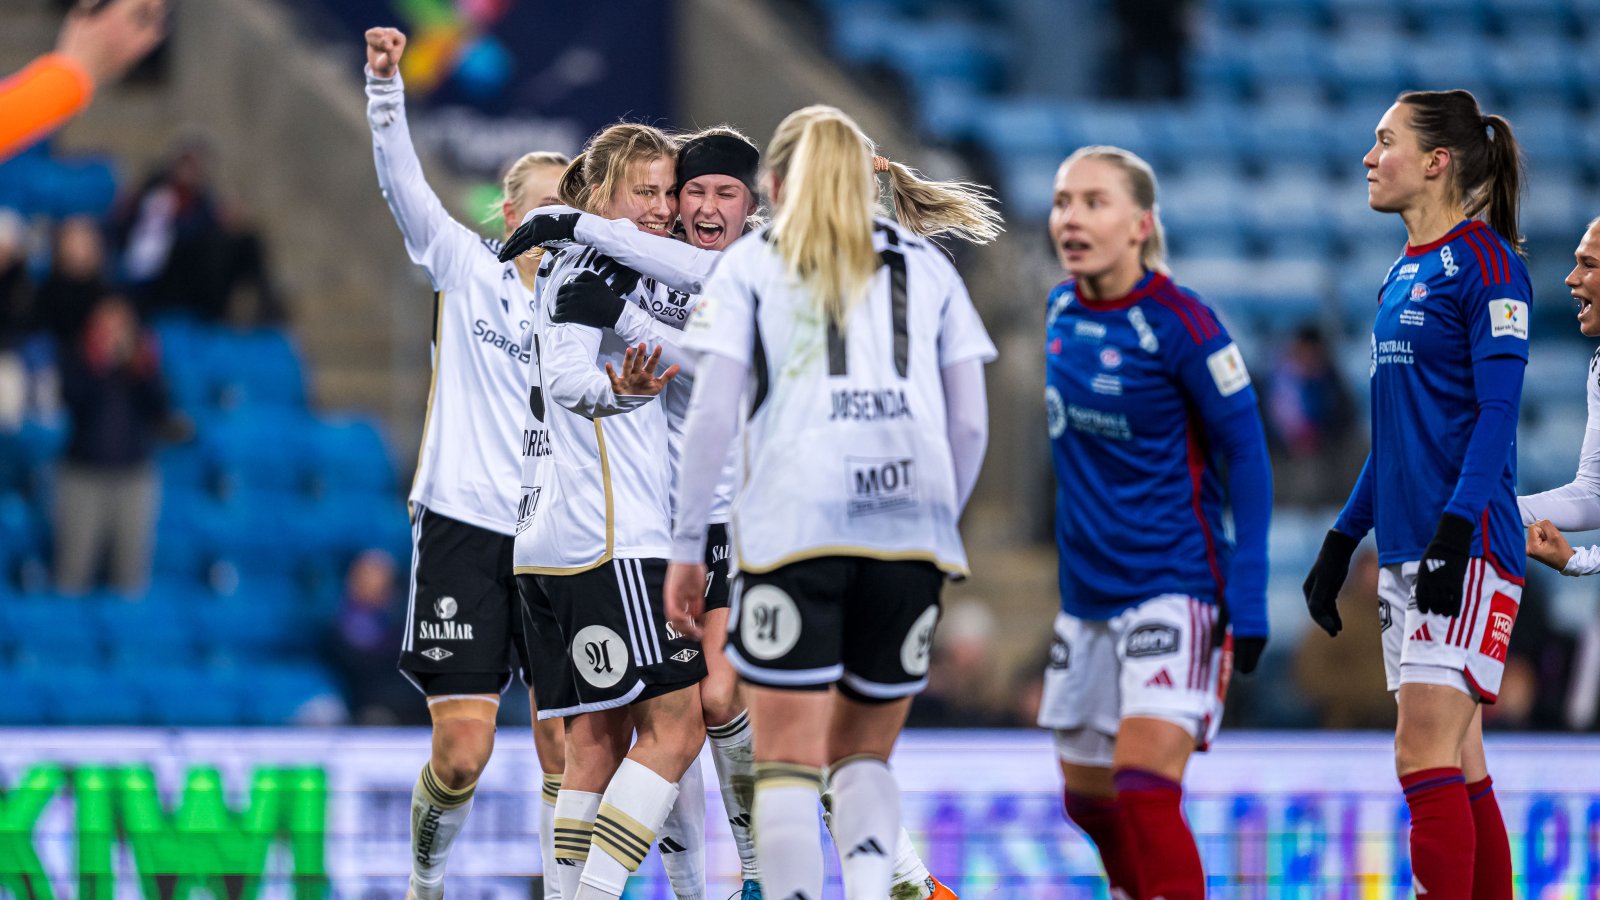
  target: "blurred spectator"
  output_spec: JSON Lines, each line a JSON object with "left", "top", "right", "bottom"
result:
{"left": 1293, "top": 550, "right": 1395, "bottom": 729}
{"left": 0, "top": 0, "right": 168, "bottom": 163}
{"left": 908, "top": 601, "right": 1005, "bottom": 727}
{"left": 330, "top": 549, "right": 422, "bottom": 725}
{"left": 0, "top": 209, "right": 35, "bottom": 430}
{"left": 111, "top": 136, "right": 283, "bottom": 323}
{"left": 1005, "top": 646, "right": 1048, "bottom": 728}
{"left": 53, "top": 294, "right": 171, "bottom": 594}
{"left": 1107, "top": 0, "right": 1188, "bottom": 99}
{"left": 1265, "top": 325, "right": 1361, "bottom": 507}
{"left": 36, "top": 215, "right": 108, "bottom": 344}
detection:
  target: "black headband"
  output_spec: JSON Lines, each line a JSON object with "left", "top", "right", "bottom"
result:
{"left": 674, "top": 134, "right": 760, "bottom": 194}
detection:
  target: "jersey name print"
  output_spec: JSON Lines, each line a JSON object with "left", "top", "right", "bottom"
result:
{"left": 683, "top": 219, "right": 996, "bottom": 575}
{"left": 1367, "top": 220, "right": 1530, "bottom": 574}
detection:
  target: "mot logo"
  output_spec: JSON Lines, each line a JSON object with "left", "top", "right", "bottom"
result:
{"left": 847, "top": 457, "right": 917, "bottom": 517}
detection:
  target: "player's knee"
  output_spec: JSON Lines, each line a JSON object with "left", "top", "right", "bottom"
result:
{"left": 699, "top": 668, "right": 742, "bottom": 725}
{"left": 432, "top": 720, "right": 495, "bottom": 788}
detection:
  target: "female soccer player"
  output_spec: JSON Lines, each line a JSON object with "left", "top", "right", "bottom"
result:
{"left": 1035, "top": 146, "right": 1272, "bottom": 900}
{"left": 1303, "top": 90, "right": 1528, "bottom": 899}
{"left": 513, "top": 121, "right": 712, "bottom": 900}
{"left": 662, "top": 104, "right": 1000, "bottom": 900}
{"left": 1522, "top": 218, "right": 1600, "bottom": 575}
{"left": 511, "top": 128, "right": 965, "bottom": 900}
{"left": 364, "top": 27, "right": 573, "bottom": 900}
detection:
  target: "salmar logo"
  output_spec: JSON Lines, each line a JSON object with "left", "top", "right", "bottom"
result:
{"left": 0, "top": 764, "right": 328, "bottom": 900}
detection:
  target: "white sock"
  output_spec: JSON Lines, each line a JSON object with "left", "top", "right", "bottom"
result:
{"left": 707, "top": 711, "right": 758, "bottom": 882}
{"left": 830, "top": 757, "right": 901, "bottom": 900}
{"left": 892, "top": 824, "right": 932, "bottom": 892}
{"left": 658, "top": 755, "right": 707, "bottom": 899}
{"left": 577, "top": 758, "right": 681, "bottom": 900}
{"left": 754, "top": 762, "right": 825, "bottom": 900}
{"left": 553, "top": 789, "right": 602, "bottom": 900}
{"left": 410, "top": 762, "right": 476, "bottom": 900}
{"left": 540, "top": 774, "right": 563, "bottom": 900}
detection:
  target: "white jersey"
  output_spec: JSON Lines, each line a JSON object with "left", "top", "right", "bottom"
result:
{"left": 682, "top": 218, "right": 997, "bottom": 575}
{"left": 1520, "top": 346, "right": 1600, "bottom": 574}
{"left": 582, "top": 214, "right": 739, "bottom": 523}
{"left": 512, "top": 245, "right": 677, "bottom": 573}
{"left": 368, "top": 69, "right": 533, "bottom": 535}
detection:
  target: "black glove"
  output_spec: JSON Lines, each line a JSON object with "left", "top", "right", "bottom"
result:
{"left": 497, "top": 212, "right": 580, "bottom": 263}
{"left": 1415, "top": 512, "right": 1473, "bottom": 617}
{"left": 1232, "top": 636, "right": 1267, "bottom": 675}
{"left": 551, "top": 272, "right": 626, "bottom": 329}
{"left": 1302, "top": 529, "right": 1359, "bottom": 637}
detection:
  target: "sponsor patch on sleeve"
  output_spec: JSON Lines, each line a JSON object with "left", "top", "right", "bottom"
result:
{"left": 686, "top": 294, "right": 718, "bottom": 336}
{"left": 1489, "top": 299, "right": 1529, "bottom": 340}
{"left": 1205, "top": 342, "right": 1252, "bottom": 397}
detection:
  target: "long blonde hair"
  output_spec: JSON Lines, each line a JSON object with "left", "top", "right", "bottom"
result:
{"left": 483, "top": 150, "right": 570, "bottom": 228}
{"left": 558, "top": 123, "right": 677, "bottom": 215}
{"left": 1059, "top": 145, "right": 1168, "bottom": 273}
{"left": 765, "top": 105, "right": 1002, "bottom": 329}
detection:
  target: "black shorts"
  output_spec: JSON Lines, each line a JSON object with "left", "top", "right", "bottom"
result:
{"left": 727, "top": 557, "right": 944, "bottom": 702}
{"left": 398, "top": 506, "right": 528, "bottom": 697}
{"left": 704, "top": 522, "right": 732, "bottom": 613}
{"left": 515, "top": 574, "right": 582, "bottom": 716}
{"left": 536, "top": 557, "right": 707, "bottom": 715}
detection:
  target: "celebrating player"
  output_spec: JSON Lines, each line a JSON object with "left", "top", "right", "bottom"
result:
{"left": 1302, "top": 90, "right": 1527, "bottom": 899}
{"left": 663, "top": 104, "right": 1000, "bottom": 900}
{"left": 1523, "top": 218, "right": 1600, "bottom": 572}
{"left": 512, "top": 122, "right": 711, "bottom": 900}
{"left": 363, "top": 26, "right": 570, "bottom": 900}
{"left": 1036, "top": 146, "right": 1272, "bottom": 900}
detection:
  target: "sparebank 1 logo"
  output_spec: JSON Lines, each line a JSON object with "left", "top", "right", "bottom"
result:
{"left": 0, "top": 764, "right": 328, "bottom": 900}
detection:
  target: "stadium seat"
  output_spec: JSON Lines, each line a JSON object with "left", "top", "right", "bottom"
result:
{"left": 124, "top": 664, "right": 246, "bottom": 727}
{"left": 44, "top": 665, "right": 147, "bottom": 725}
{"left": 211, "top": 329, "right": 307, "bottom": 409}
{"left": 246, "top": 663, "right": 348, "bottom": 726}
{"left": 201, "top": 407, "right": 315, "bottom": 493}
{"left": 96, "top": 591, "right": 206, "bottom": 666}
{"left": 0, "top": 669, "right": 47, "bottom": 725}
{"left": 2, "top": 596, "right": 102, "bottom": 668}
{"left": 305, "top": 417, "right": 397, "bottom": 493}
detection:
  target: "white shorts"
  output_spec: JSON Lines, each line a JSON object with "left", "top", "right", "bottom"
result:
{"left": 1378, "top": 559, "right": 1522, "bottom": 702}
{"left": 1036, "top": 595, "right": 1229, "bottom": 767}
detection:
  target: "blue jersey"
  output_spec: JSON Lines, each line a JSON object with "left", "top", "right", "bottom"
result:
{"left": 1045, "top": 272, "right": 1271, "bottom": 635}
{"left": 1361, "top": 220, "right": 1530, "bottom": 576}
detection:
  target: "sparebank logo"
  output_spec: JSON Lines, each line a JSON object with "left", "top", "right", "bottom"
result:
{"left": 0, "top": 764, "right": 327, "bottom": 899}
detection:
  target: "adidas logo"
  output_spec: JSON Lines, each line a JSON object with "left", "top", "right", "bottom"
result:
{"left": 1425, "top": 559, "right": 1447, "bottom": 573}
{"left": 671, "top": 649, "right": 700, "bottom": 663}
{"left": 1144, "top": 669, "right": 1174, "bottom": 688}
{"left": 1410, "top": 624, "right": 1433, "bottom": 642}
{"left": 658, "top": 837, "right": 687, "bottom": 854}
{"left": 556, "top": 858, "right": 582, "bottom": 867}
{"left": 847, "top": 838, "right": 886, "bottom": 858}
{"left": 729, "top": 813, "right": 751, "bottom": 829}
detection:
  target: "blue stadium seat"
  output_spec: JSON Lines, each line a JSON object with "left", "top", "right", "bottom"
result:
{"left": 1235, "top": 25, "right": 1330, "bottom": 102}
{"left": 201, "top": 407, "right": 316, "bottom": 493}
{"left": 0, "top": 668, "right": 46, "bottom": 725}
{"left": 306, "top": 417, "right": 397, "bottom": 493}
{"left": 246, "top": 663, "right": 348, "bottom": 725}
{"left": 914, "top": 80, "right": 988, "bottom": 143}
{"left": 1489, "top": 39, "right": 1582, "bottom": 107}
{"left": 44, "top": 665, "right": 146, "bottom": 725}
{"left": 1325, "top": 29, "right": 1412, "bottom": 109}
{"left": 124, "top": 664, "right": 247, "bottom": 726}
{"left": 96, "top": 591, "right": 205, "bottom": 666}
{"left": 1240, "top": 176, "right": 1337, "bottom": 255}
{"left": 972, "top": 98, "right": 1077, "bottom": 159}
{"left": 1059, "top": 107, "right": 1163, "bottom": 167}
{"left": 211, "top": 329, "right": 307, "bottom": 409}
{"left": 1149, "top": 102, "right": 1255, "bottom": 173}
{"left": 1405, "top": 38, "right": 1496, "bottom": 100}
{"left": 2, "top": 596, "right": 102, "bottom": 667}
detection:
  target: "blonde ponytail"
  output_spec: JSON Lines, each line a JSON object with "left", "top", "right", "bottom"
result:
{"left": 882, "top": 161, "right": 1003, "bottom": 243}
{"left": 767, "top": 106, "right": 880, "bottom": 330}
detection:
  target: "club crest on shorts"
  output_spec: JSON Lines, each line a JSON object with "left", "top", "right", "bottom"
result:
{"left": 740, "top": 585, "right": 801, "bottom": 661}
{"left": 901, "top": 606, "right": 940, "bottom": 677}
{"left": 434, "top": 596, "right": 458, "bottom": 620}
{"left": 1125, "top": 623, "right": 1180, "bottom": 658}
{"left": 1048, "top": 635, "right": 1070, "bottom": 670}
{"left": 572, "top": 625, "right": 628, "bottom": 688}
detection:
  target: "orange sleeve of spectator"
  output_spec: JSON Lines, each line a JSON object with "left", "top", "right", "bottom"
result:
{"left": 0, "top": 53, "right": 95, "bottom": 163}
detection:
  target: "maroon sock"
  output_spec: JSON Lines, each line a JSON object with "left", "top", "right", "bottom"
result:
{"left": 1467, "top": 776, "right": 1512, "bottom": 900}
{"left": 1063, "top": 790, "right": 1141, "bottom": 898}
{"left": 1401, "top": 767, "right": 1476, "bottom": 900}
{"left": 1114, "top": 768, "right": 1204, "bottom": 900}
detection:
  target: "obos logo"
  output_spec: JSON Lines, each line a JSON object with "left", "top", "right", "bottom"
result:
{"left": 572, "top": 625, "right": 628, "bottom": 688}
{"left": 901, "top": 606, "right": 940, "bottom": 677}
{"left": 1045, "top": 386, "right": 1066, "bottom": 439}
{"left": 1125, "top": 623, "right": 1179, "bottom": 658}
